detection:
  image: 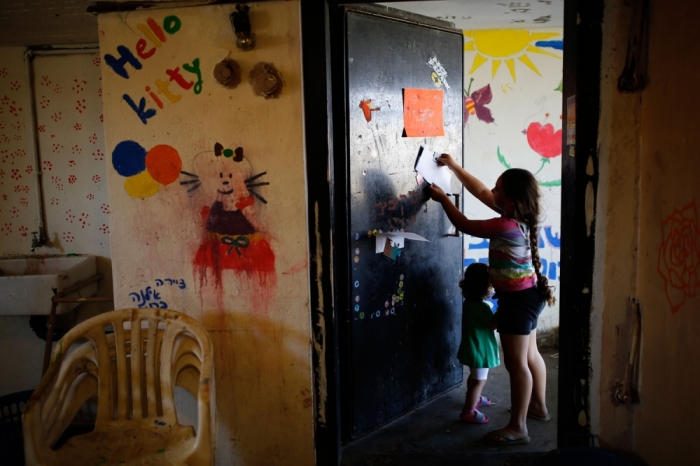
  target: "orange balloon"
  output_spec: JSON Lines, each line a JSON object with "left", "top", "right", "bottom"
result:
{"left": 145, "top": 145, "right": 182, "bottom": 185}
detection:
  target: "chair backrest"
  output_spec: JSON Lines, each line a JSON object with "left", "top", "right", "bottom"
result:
{"left": 23, "top": 308, "right": 215, "bottom": 464}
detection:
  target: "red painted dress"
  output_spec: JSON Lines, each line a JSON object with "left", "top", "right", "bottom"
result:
{"left": 194, "top": 196, "right": 275, "bottom": 287}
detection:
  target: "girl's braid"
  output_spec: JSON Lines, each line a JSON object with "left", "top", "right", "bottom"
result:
{"left": 526, "top": 216, "right": 556, "bottom": 306}
{"left": 503, "top": 168, "right": 556, "bottom": 307}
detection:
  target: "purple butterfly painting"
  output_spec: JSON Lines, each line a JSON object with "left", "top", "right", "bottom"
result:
{"left": 463, "top": 78, "right": 495, "bottom": 126}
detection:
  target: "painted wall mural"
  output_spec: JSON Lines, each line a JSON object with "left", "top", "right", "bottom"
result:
{"left": 109, "top": 138, "right": 275, "bottom": 307}
{"left": 187, "top": 142, "right": 275, "bottom": 294}
{"left": 103, "top": 14, "right": 203, "bottom": 125}
{"left": 98, "top": 3, "right": 315, "bottom": 463}
{"left": 463, "top": 78, "right": 495, "bottom": 126}
{"left": 464, "top": 29, "right": 562, "bottom": 82}
{"left": 111, "top": 140, "right": 182, "bottom": 197}
{"left": 462, "top": 27, "right": 563, "bottom": 330}
{"left": 658, "top": 200, "right": 700, "bottom": 313}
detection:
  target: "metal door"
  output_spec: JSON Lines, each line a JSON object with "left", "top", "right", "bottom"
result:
{"left": 339, "top": 6, "right": 464, "bottom": 439}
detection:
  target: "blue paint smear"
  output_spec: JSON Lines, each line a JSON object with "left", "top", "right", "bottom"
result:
{"left": 535, "top": 40, "right": 564, "bottom": 51}
{"left": 112, "top": 140, "right": 146, "bottom": 177}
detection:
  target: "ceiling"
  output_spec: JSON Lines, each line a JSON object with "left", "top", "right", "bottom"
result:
{"left": 378, "top": 1, "right": 564, "bottom": 30}
{"left": 0, "top": 0, "right": 564, "bottom": 48}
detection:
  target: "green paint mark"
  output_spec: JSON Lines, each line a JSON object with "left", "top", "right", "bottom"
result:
{"left": 496, "top": 146, "right": 511, "bottom": 169}
{"left": 157, "top": 449, "right": 167, "bottom": 454}
{"left": 539, "top": 179, "right": 562, "bottom": 187}
{"left": 555, "top": 80, "right": 563, "bottom": 93}
{"left": 533, "top": 157, "right": 550, "bottom": 176}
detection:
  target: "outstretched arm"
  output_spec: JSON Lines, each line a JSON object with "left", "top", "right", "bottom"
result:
{"left": 426, "top": 183, "right": 487, "bottom": 237}
{"left": 436, "top": 153, "right": 500, "bottom": 214}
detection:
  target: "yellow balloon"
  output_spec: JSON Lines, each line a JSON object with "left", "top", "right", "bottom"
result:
{"left": 124, "top": 171, "right": 159, "bottom": 198}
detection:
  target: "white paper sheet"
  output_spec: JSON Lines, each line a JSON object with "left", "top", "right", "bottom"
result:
{"left": 414, "top": 145, "right": 453, "bottom": 194}
{"left": 388, "top": 232, "right": 430, "bottom": 242}
{"left": 375, "top": 231, "right": 429, "bottom": 253}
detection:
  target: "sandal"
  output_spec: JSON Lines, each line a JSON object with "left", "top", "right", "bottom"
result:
{"left": 483, "top": 430, "right": 530, "bottom": 445}
{"left": 475, "top": 395, "right": 494, "bottom": 408}
{"left": 459, "top": 409, "right": 489, "bottom": 424}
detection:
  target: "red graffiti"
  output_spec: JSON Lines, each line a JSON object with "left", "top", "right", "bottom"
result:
{"left": 658, "top": 200, "right": 700, "bottom": 313}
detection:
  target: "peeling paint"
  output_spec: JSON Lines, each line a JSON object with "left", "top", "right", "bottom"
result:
{"left": 312, "top": 202, "right": 327, "bottom": 425}
{"left": 578, "top": 409, "right": 588, "bottom": 426}
{"left": 586, "top": 155, "right": 595, "bottom": 175}
{"left": 585, "top": 181, "right": 595, "bottom": 236}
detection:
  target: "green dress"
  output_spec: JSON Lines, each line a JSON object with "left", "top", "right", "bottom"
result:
{"left": 457, "top": 300, "right": 500, "bottom": 368}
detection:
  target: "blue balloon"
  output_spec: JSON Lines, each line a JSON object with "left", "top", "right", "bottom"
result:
{"left": 112, "top": 140, "right": 146, "bottom": 177}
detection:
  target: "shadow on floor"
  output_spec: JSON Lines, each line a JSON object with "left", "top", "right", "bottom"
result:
{"left": 341, "top": 348, "right": 559, "bottom": 465}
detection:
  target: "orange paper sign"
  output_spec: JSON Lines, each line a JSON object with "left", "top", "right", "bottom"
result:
{"left": 403, "top": 88, "right": 444, "bottom": 137}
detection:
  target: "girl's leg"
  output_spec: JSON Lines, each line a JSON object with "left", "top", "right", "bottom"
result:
{"left": 486, "top": 333, "right": 531, "bottom": 440}
{"left": 527, "top": 330, "right": 548, "bottom": 417}
{"left": 463, "top": 367, "right": 488, "bottom": 411}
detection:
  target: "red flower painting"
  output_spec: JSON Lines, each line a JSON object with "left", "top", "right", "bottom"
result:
{"left": 527, "top": 122, "right": 562, "bottom": 159}
{"left": 524, "top": 119, "right": 563, "bottom": 177}
{"left": 657, "top": 200, "right": 700, "bottom": 313}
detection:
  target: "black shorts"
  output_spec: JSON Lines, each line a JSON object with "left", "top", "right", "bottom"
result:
{"left": 494, "top": 286, "right": 545, "bottom": 335}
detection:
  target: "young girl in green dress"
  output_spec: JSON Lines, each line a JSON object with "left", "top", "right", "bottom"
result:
{"left": 458, "top": 262, "right": 500, "bottom": 424}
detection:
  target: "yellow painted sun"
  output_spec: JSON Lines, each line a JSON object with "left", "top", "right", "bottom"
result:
{"left": 463, "top": 29, "right": 561, "bottom": 82}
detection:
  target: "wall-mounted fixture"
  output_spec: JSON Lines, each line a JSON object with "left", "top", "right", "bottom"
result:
{"left": 249, "top": 62, "right": 283, "bottom": 99}
{"left": 230, "top": 4, "right": 255, "bottom": 51}
{"left": 213, "top": 59, "right": 242, "bottom": 89}
{"left": 30, "top": 230, "right": 46, "bottom": 252}
{"left": 618, "top": 0, "right": 649, "bottom": 92}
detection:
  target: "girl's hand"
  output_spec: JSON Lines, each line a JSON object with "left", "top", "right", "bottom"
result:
{"left": 436, "top": 153, "right": 456, "bottom": 169}
{"left": 427, "top": 183, "right": 449, "bottom": 202}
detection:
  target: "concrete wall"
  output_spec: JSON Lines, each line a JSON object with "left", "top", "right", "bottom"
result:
{"left": 461, "top": 28, "right": 562, "bottom": 331}
{"left": 0, "top": 47, "right": 111, "bottom": 396}
{"left": 594, "top": 0, "right": 700, "bottom": 463}
{"left": 98, "top": 2, "right": 314, "bottom": 464}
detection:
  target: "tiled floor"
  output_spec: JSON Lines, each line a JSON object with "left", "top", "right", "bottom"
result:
{"left": 341, "top": 348, "right": 559, "bottom": 465}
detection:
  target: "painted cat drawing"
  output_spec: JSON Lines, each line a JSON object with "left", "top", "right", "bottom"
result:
{"left": 181, "top": 142, "right": 275, "bottom": 295}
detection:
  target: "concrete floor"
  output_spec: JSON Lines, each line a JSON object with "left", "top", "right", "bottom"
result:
{"left": 341, "top": 348, "right": 559, "bottom": 466}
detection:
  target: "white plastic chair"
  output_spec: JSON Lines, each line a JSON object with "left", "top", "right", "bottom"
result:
{"left": 23, "top": 308, "right": 216, "bottom": 465}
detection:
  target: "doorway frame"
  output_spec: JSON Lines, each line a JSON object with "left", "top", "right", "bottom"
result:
{"left": 300, "top": 1, "right": 603, "bottom": 464}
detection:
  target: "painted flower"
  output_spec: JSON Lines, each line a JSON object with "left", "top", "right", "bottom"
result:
{"left": 526, "top": 122, "right": 562, "bottom": 159}
{"left": 657, "top": 200, "right": 700, "bottom": 313}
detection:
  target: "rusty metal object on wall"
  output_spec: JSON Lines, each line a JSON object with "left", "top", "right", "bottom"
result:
{"left": 618, "top": 0, "right": 649, "bottom": 92}
{"left": 230, "top": 4, "right": 255, "bottom": 51}
{"left": 213, "top": 59, "right": 242, "bottom": 89}
{"left": 612, "top": 297, "right": 642, "bottom": 405}
{"left": 249, "top": 62, "right": 282, "bottom": 99}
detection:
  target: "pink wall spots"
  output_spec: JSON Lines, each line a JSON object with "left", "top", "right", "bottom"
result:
{"left": 185, "top": 143, "right": 276, "bottom": 311}
{"left": 657, "top": 200, "right": 700, "bottom": 313}
{"left": 1, "top": 52, "right": 109, "bottom": 254}
{"left": 31, "top": 53, "right": 110, "bottom": 255}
